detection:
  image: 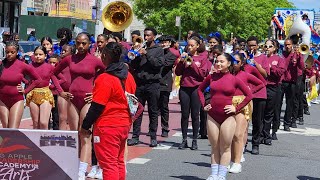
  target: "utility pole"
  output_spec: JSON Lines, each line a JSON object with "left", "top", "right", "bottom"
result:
{"left": 176, "top": 16, "right": 181, "bottom": 41}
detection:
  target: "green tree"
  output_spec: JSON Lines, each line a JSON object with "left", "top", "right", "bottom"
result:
{"left": 133, "top": 0, "right": 294, "bottom": 40}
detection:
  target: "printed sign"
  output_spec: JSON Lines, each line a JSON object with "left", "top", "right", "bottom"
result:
{"left": 0, "top": 129, "right": 79, "bottom": 180}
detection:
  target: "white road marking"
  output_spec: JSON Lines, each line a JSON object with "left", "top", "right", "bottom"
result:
{"left": 277, "top": 125, "right": 320, "bottom": 136}
{"left": 153, "top": 143, "right": 174, "bottom": 150}
{"left": 127, "top": 158, "right": 151, "bottom": 164}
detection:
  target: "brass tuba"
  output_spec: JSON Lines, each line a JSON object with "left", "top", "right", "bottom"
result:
{"left": 101, "top": 1, "right": 133, "bottom": 32}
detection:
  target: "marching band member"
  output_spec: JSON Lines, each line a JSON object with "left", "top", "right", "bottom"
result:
{"left": 246, "top": 36, "right": 269, "bottom": 155}
{"left": 92, "top": 34, "right": 108, "bottom": 59}
{"left": 262, "top": 39, "right": 285, "bottom": 145}
{"left": 281, "top": 39, "right": 305, "bottom": 131}
{"left": 198, "top": 53, "right": 252, "bottom": 180}
{"left": 127, "top": 27, "right": 164, "bottom": 147}
{"left": 175, "top": 36, "right": 211, "bottom": 150}
{"left": 158, "top": 35, "right": 179, "bottom": 137}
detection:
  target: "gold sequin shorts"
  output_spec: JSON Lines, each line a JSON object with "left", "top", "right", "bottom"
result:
{"left": 232, "top": 95, "right": 252, "bottom": 121}
{"left": 26, "top": 87, "right": 54, "bottom": 107}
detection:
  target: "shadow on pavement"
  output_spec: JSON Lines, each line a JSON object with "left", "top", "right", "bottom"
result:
{"left": 297, "top": 176, "right": 320, "bottom": 180}
{"left": 170, "top": 175, "right": 203, "bottom": 180}
{"left": 184, "top": 161, "right": 211, "bottom": 168}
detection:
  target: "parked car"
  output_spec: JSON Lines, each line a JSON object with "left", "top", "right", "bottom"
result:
{"left": 18, "top": 41, "right": 41, "bottom": 53}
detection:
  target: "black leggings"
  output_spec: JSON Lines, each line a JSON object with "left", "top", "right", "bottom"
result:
{"left": 179, "top": 86, "right": 200, "bottom": 140}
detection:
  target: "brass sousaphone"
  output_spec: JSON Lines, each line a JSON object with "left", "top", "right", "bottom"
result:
{"left": 101, "top": 1, "right": 133, "bottom": 32}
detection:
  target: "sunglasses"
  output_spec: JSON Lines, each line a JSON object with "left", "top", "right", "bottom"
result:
{"left": 264, "top": 45, "right": 274, "bottom": 49}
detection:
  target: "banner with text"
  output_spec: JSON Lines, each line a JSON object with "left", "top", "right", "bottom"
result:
{"left": 0, "top": 129, "right": 79, "bottom": 180}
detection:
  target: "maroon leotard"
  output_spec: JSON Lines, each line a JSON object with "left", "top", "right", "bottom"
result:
{"left": 54, "top": 53, "right": 105, "bottom": 110}
{"left": 198, "top": 72, "right": 253, "bottom": 124}
{"left": 29, "top": 62, "right": 63, "bottom": 93}
{"left": 60, "top": 67, "right": 71, "bottom": 92}
{"left": 234, "top": 71, "right": 265, "bottom": 96}
{"left": 0, "top": 59, "right": 41, "bottom": 108}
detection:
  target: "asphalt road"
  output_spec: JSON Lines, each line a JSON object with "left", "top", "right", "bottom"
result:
{"left": 126, "top": 102, "right": 320, "bottom": 180}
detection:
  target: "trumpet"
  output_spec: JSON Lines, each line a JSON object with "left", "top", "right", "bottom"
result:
{"left": 127, "top": 41, "right": 146, "bottom": 60}
{"left": 181, "top": 54, "right": 193, "bottom": 66}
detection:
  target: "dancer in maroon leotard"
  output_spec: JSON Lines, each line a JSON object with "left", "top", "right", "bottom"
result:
{"left": 197, "top": 53, "right": 252, "bottom": 180}
{"left": 57, "top": 44, "right": 75, "bottom": 130}
{"left": 0, "top": 41, "right": 41, "bottom": 128}
{"left": 229, "top": 53, "right": 265, "bottom": 173}
{"left": 26, "top": 46, "right": 64, "bottom": 130}
{"left": 53, "top": 33, "right": 105, "bottom": 177}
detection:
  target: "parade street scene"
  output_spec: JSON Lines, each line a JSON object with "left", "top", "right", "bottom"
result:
{"left": 1, "top": 0, "right": 320, "bottom": 180}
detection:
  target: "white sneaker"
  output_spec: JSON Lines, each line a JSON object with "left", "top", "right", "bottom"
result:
{"left": 229, "top": 163, "right": 242, "bottom": 173}
{"left": 94, "top": 168, "right": 103, "bottom": 179}
{"left": 240, "top": 154, "right": 245, "bottom": 163}
{"left": 311, "top": 100, "right": 320, "bottom": 104}
{"left": 308, "top": 102, "right": 311, "bottom": 107}
{"left": 206, "top": 175, "right": 218, "bottom": 180}
{"left": 218, "top": 176, "right": 226, "bottom": 180}
{"left": 87, "top": 166, "right": 97, "bottom": 178}
{"left": 78, "top": 172, "right": 86, "bottom": 180}
{"left": 227, "top": 162, "right": 234, "bottom": 171}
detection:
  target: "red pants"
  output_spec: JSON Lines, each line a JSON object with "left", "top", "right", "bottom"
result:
{"left": 93, "top": 125, "right": 130, "bottom": 180}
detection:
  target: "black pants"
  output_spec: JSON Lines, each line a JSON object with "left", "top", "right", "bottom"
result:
{"left": 159, "top": 91, "right": 170, "bottom": 132}
{"left": 132, "top": 83, "right": 160, "bottom": 140}
{"left": 179, "top": 86, "right": 200, "bottom": 140}
{"left": 199, "top": 91, "right": 210, "bottom": 137}
{"left": 51, "top": 95, "right": 59, "bottom": 130}
{"left": 282, "top": 82, "right": 294, "bottom": 126}
{"left": 272, "top": 84, "right": 282, "bottom": 132}
{"left": 252, "top": 98, "right": 266, "bottom": 146}
{"left": 263, "top": 85, "right": 279, "bottom": 141}
{"left": 294, "top": 76, "right": 304, "bottom": 118}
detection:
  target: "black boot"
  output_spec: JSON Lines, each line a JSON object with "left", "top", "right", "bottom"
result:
{"left": 161, "top": 130, "right": 169, "bottom": 137}
{"left": 178, "top": 139, "right": 188, "bottom": 150}
{"left": 304, "top": 109, "right": 310, "bottom": 115}
{"left": 150, "top": 139, "right": 158, "bottom": 147}
{"left": 190, "top": 140, "right": 198, "bottom": 150}
{"left": 291, "top": 120, "right": 297, "bottom": 128}
{"left": 251, "top": 145, "right": 259, "bottom": 155}
{"left": 127, "top": 138, "right": 140, "bottom": 146}
{"left": 284, "top": 125, "right": 290, "bottom": 131}
{"left": 298, "top": 117, "right": 304, "bottom": 125}
{"left": 272, "top": 132, "right": 278, "bottom": 140}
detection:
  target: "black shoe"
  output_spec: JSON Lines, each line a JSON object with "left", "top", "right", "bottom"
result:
{"left": 198, "top": 135, "right": 208, "bottom": 139}
{"left": 298, "top": 117, "right": 304, "bottom": 125}
{"left": 264, "top": 139, "right": 272, "bottom": 146}
{"left": 161, "top": 131, "right": 169, "bottom": 137}
{"left": 272, "top": 132, "right": 278, "bottom": 140}
{"left": 291, "top": 121, "right": 297, "bottom": 128}
{"left": 251, "top": 146, "right": 259, "bottom": 155}
{"left": 190, "top": 140, "right": 198, "bottom": 150}
{"left": 304, "top": 109, "right": 310, "bottom": 115}
{"left": 284, "top": 125, "right": 291, "bottom": 131}
{"left": 127, "top": 138, "right": 139, "bottom": 146}
{"left": 150, "top": 139, "right": 158, "bottom": 147}
{"left": 146, "top": 131, "right": 151, "bottom": 136}
{"left": 178, "top": 139, "right": 188, "bottom": 149}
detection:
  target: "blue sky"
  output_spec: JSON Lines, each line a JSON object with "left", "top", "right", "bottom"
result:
{"left": 289, "top": 0, "right": 320, "bottom": 11}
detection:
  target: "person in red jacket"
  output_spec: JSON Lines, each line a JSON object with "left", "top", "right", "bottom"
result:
{"left": 198, "top": 53, "right": 252, "bottom": 180}
{"left": 80, "top": 42, "right": 136, "bottom": 180}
